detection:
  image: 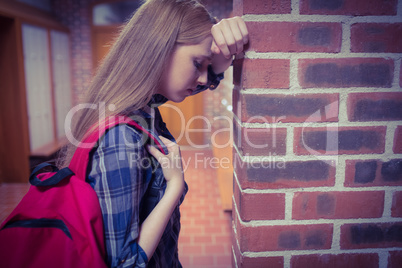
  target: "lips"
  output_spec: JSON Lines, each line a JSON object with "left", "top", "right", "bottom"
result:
{"left": 190, "top": 86, "right": 208, "bottom": 95}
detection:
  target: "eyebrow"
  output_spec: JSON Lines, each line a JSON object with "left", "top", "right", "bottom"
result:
{"left": 199, "top": 53, "right": 212, "bottom": 61}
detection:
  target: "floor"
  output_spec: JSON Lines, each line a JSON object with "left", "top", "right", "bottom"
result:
{"left": 0, "top": 149, "right": 233, "bottom": 268}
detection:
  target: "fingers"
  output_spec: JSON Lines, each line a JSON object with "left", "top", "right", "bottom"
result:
{"left": 158, "top": 136, "right": 180, "bottom": 154}
{"left": 146, "top": 137, "right": 184, "bottom": 183}
{"left": 211, "top": 17, "right": 249, "bottom": 59}
{"left": 211, "top": 40, "right": 220, "bottom": 55}
{"left": 237, "top": 17, "right": 249, "bottom": 45}
{"left": 158, "top": 135, "right": 175, "bottom": 146}
{"left": 214, "top": 20, "right": 235, "bottom": 58}
{"left": 231, "top": 18, "right": 248, "bottom": 53}
{"left": 147, "top": 136, "right": 180, "bottom": 159}
{"left": 146, "top": 144, "right": 164, "bottom": 160}
{"left": 212, "top": 25, "right": 230, "bottom": 58}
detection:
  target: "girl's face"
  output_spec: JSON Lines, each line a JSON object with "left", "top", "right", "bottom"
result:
{"left": 158, "top": 37, "right": 213, "bottom": 103}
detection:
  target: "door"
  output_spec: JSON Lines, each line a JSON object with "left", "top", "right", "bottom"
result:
{"left": 0, "top": 16, "right": 31, "bottom": 182}
{"left": 92, "top": 25, "right": 120, "bottom": 68}
{"left": 50, "top": 30, "right": 73, "bottom": 139}
{"left": 22, "top": 24, "right": 55, "bottom": 152}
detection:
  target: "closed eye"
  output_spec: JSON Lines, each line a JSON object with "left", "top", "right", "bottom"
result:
{"left": 193, "top": 60, "right": 202, "bottom": 69}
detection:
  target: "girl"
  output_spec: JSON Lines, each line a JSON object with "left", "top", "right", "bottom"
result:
{"left": 61, "top": 0, "right": 248, "bottom": 267}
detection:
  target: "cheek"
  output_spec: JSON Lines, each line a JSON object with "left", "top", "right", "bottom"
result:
{"left": 169, "top": 59, "right": 198, "bottom": 89}
{"left": 178, "top": 66, "right": 198, "bottom": 84}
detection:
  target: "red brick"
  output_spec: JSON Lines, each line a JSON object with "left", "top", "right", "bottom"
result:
{"left": 181, "top": 244, "right": 203, "bottom": 255}
{"left": 389, "top": 251, "right": 402, "bottom": 268}
{"left": 292, "top": 191, "right": 385, "bottom": 220}
{"left": 223, "top": 225, "right": 232, "bottom": 237}
{"left": 400, "top": 61, "right": 402, "bottom": 88}
{"left": 394, "top": 126, "right": 402, "bottom": 154}
{"left": 247, "top": 21, "right": 341, "bottom": 53}
{"left": 239, "top": 93, "right": 339, "bottom": 123}
{"left": 232, "top": 0, "right": 244, "bottom": 16}
{"left": 213, "top": 219, "right": 231, "bottom": 227}
{"left": 193, "top": 235, "right": 213, "bottom": 244}
{"left": 241, "top": 256, "right": 284, "bottom": 268}
{"left": 348, "top": 92, "right": 402, "bottom": 122}
{"left": 232, "top": 226, "right": 284, "bottom": 268}
{"left": 233, "top": 180, "right": 285, "bottom": 221}
{"left": 205, "top": 225, "right": 223, "bottom": 234}
{"left": 233, "top": 121, "right": 287, "bottom": 156}
{"left": 291, "top": 253, "right": 379, "bottom": 268}
{"left": 178, "top": 234, "right": 191, "bottom": 244}
{"left": 345, "top": 159, "right": 402, "bottom": 187}
{"left": 178, "top": 255, "right": 190, "bottom": 267}
{"left": 216, "top": 255, "right": 231, "bottom": 266}
{"left": 204, "top": 244, "right": 226, "bottom": 255}
{"left": 232, "top": 231, "right": 284, "bottom": 268}
{"left": 340, "top": 222, "right": 402, "bottom": 249}
{"left": 392, "top": 192, "right": 402, "bottom": 218}
{"left": 234, "top": 153, "right": 336, "bottom": 190}
{"left": 300, "top": 0, "right": 397, "bottom": 15}
{"left": 182, "top": 225, "right": 203, "bottom": 234}
{"left": 238, "top": 223, "right": 333, "bottom": 252}
{"left": 351, "top": 23, "right": 402, "bottom": 53}
{"left": 192, "top": 255, "right": 214, "bottom": 266}
{"left": 182, "top": 210, "right": 201, "bottom": 219}
{"left": 233, "top": 0, "right": 291, "bottom": 15}
{"left": 299, "top": 58, "right": 394, "bottom": 88}
{"left": 232, "top": 87, "right": 240, "bottom": 118}
{"left": 294, "top": 126, "right": 387, "bottom": 155}
{"left": 232, "top": 220, "right": 242, "bottom": 266}
{"left": 233, "top": 58, "right": 290, "bottom": 89}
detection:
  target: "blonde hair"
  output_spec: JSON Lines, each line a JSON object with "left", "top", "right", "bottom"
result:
{"left": 59, "top": 0, "right": 215, "bottom": 167}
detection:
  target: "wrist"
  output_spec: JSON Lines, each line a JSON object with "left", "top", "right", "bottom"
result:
{"left": 165, "top": 179, "right": 185, "bottom": 200}
{"left": 211, "top": 55, "right": 233, "bottom": 74}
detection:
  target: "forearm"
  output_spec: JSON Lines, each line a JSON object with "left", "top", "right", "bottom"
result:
{"left": 137, "top": 181, "right": 184, "bottom": 259}
{"left": 211, "top": 54, "right": 233, "bottom": 74}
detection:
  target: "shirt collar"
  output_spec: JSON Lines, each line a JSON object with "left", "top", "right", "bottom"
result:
{"left": 129, "top": 94, "right": 167, "bottom": 119}
{"left": 148, "top": 94, "right": 169, "bottom": 108}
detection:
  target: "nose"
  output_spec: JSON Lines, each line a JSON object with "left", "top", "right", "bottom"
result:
{"left": 197, "top": 69, "right": 208, "bottom": 86}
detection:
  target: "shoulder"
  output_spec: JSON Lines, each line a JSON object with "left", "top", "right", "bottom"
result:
{"left": 100, "top": 123, "right": 145, "bottom": 148}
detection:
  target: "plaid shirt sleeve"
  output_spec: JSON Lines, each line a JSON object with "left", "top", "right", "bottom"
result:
{"left": 87, "top": 125, "right": 150, "bottom": 268}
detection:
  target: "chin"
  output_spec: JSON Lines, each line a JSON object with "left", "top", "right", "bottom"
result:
{"left": 172, "top": 97, "right": 186, "bottom": 103}
{"left": 169, "top": 94, "right": 187, "bottom": 103}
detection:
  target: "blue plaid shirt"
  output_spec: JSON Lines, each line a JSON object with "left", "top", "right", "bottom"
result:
{"left": 87, "top": 67, "right": 223, "bottom": 268}
{"left": 87, "top": 108, "right": 186, "bottom": 268}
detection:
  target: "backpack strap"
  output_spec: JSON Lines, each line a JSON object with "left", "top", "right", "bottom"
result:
{"left": 69, "top": 116, "right": 167, "bottom": 181}
{"left": 29, "top": 162, "right": 74, "bottom": 187}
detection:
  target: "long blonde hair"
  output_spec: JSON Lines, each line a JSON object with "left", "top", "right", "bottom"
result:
{"left": 60, "top": 0, "right": 215, "bottom": 167}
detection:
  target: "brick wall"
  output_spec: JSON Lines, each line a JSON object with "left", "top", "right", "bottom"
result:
{"left": 51, "top": 0, "right": 98, "bottom": 105}
{"left": 232, "top": 0, "right": 402, "bottom": 267}
{"left": 52, "top": 0, "right": 94, "bottom": 103}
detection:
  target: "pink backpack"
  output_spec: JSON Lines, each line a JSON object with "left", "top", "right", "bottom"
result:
{"left": 0, "top": 116, "right": 166, "bottom": 268}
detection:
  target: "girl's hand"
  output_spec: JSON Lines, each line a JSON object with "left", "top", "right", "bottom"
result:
{"left": 146, "top": 136, "right": 185, "bottom": 195}
{"left": 211, "top": 16, "right": 249, "bottom": 74}
{"left": 140, "top": 137, "right": 185, "bottom": 258}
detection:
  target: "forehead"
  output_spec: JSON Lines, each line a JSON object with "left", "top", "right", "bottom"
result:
{"left": 177, "top": 36, "right": 213, "bottom": 58}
